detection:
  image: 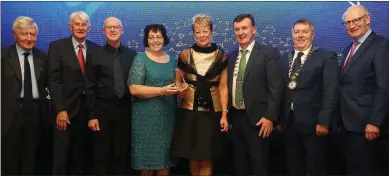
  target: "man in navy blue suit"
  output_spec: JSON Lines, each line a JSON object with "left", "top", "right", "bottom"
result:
{"left": 279, "top": 19, "right": 339, "bottom": 176}
{"left": 340, "top": 5, "right": 389, "bottom": 175}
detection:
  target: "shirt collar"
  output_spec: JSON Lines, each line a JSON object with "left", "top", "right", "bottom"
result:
{"left": 72, "top": 36, "right": 87, "bottom": 50}
{"left": 239, "top": 40, "right": 256, "bottom": 53}
{"left": 104, "top": 42, "right": 124, "bottom": 52}
{"left": 15, "top": 43, "right": 32, "bottom": 56}
{"left": 294, "top": 44, "right": 312, "bottom": 57}
{"left": 356, "top": 28, "right": 372, "bottom": 44}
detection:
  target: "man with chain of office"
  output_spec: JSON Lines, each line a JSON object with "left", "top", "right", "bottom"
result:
{"left": 279, "top": 19, "right": 340, "bottom": 175}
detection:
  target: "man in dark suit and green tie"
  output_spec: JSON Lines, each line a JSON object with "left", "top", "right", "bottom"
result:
{"left": 227, "top": 14, "right": 284, "bottom": 176}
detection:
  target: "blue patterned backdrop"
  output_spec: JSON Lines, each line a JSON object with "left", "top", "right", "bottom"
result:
{"left": 2, "top": 1, "right": 388, "bottom": 57}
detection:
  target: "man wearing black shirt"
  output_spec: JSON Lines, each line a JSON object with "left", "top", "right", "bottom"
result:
{"left": 84, "top": 17, "right": 136, "bottom": 175}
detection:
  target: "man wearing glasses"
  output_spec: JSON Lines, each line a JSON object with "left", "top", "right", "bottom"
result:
{"left": 48, "top": 11, "right": 100, "bottom": 175}
{"left": 340, "top": 5, "right": 389, "bottom": 175}
{"left": 84, "top": 17, "right": 136, "bottom": 175}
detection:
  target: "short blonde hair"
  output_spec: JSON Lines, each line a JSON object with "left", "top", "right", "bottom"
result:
{"left": 12, "top": 16, "right": 39, "bottom": 33}
{"left": 191, "top": 14, "right": 213, "bottom": 32}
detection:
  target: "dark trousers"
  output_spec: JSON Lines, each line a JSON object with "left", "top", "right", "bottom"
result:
{"left": 92, "top": 100, "right": 130, "bottom": 175}
{"left": 230, "top": 108, "right": 269, "bottom": 176}
{"left": 284, "top": 112, "right": 328, "bottom": 176}
{"left": 2, "top": 101, "right": 40, "bottom": 175}
{"left": 377, "top": 135, "right": 389, "bottom": 175}
{"left": 342, "top": 130, "right": 378, "bottom": 175}
{"left": 52, "top": 108, "right": 91, "bottom": 175}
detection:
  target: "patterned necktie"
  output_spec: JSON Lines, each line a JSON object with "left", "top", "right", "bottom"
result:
{"left": 235, "top": 50, "right": 249, "bottom": 108}
{"left": 114, "top": 48, "right": 124, "bottom": 99}
{"left": 78, "top": 44, "right": 85, "bottom": 72}
{"left": 291, "top": 52, "right": 304, "bottom": 78}
{"left": 343, "top": 40, "right": 359, "bottom": 69}
{"left": 23, "top": 52, "right": 33, "bottom": 113}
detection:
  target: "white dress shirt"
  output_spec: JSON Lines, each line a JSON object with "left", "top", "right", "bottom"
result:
{"left": 232, "top": 40, "right": 256, "bottom": 109}
{"left": 16, "top": 44, "right": 39, "bottom": 99}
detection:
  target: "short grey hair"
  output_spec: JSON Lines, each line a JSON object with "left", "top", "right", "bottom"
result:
{"left": 69, "top": 11, "right": 91, "bottom": 26}
{"left": 103, "top": 17, "right": 123, "bottom": 29}
{"left": 12, "top": 16, "right": 39, "bottom": 34}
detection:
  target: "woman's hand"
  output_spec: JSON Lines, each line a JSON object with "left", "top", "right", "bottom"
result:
{"left": 220, "top": 116, "right": 229, "bottom": 132}
{"left": 161, "top": 83, "right": 180, "bottom": 96}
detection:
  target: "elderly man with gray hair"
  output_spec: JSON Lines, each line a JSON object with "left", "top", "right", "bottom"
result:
{"left": 339, "top": 5, "right": 389, "bottom": 175}
{"left": 48, "top": 11, "right": 100, "bottom": 175}
{"left": 1, "top": 16, "right": 48, "bottom": 175}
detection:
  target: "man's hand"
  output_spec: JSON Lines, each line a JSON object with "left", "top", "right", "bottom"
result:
{"left": 88, "top": 119, "right": 100, "bottom": 132}
{"left": 316, "top": 124, "right": 329, "bottom": 136}
{"left": 256, "top": 117, "right": 273, "bottom": 138}
{"left": 275, "top": 124, "right": 282, "bottom": 132}
{"left": 365, "top": 123, "right": 380, "bottom": 141}
{"left": 56, "top": 111, "right": 70, "bottom": 131}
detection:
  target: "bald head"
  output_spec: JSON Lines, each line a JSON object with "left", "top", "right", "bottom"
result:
{"left": 342, "top": 5, "right": 371, "bottom": 40}
{"left": 342, "top": 5, "right": 369, "bottom": 21}
{"left": 103, "top": 17, "right": 123, "bottom": 28}
{"left": 103, "top": 17, "right": 124, "bottom": 47}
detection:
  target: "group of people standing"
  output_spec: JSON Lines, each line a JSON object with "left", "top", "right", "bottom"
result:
{"left": 2, "top": 4, "right": 389, "bottom": 176}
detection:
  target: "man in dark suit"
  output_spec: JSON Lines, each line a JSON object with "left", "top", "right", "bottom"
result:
{"left": 48, "top": 11, "right": 100, "bottom": 175}
{"left": 227, "top": 14, "right": 284, "bottom": 176}
{"left": 279, "top": 19, "right": 339, "bottom": 175}
{"left": 84, "top": 17, "right": 136, "bottom": 175}
{"left": 1, "top": 16, "right": 48, "bottom": 175}
{"left": 340, "top": 5, "right": 389, "bottom": 175}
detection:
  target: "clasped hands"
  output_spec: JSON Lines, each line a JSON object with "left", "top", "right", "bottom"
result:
{"left": 160, "top": 83, "right": 188, "bottom": 96}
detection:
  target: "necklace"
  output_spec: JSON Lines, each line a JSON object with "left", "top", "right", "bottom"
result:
{"left": 287, "top": 46, "right": 318, "bottom": 90}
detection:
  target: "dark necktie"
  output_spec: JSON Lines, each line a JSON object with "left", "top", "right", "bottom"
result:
{"left": 291, "top": 52, "right": 304, "bottom": 77}
{"left": 78, "top": 44, "right": 85, "bottom": 72}
{"left": 114, "top": 48, "right": 124, "bottom": 99}
{"left": 23, "top": 52, "right": 33, "bottom": 113}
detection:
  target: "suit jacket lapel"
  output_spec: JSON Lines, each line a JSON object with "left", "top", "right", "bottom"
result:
{"left": 340, "top": 44, "right": 352, "bottom": 78}
{"left": 343, "top": 32, "right": 376, "bottom": 74}
{"left": 244, "top": 43, "right": 259, "bottom": 82}
{"left": 228, "top": 50, "right": 239, "bottom": 84}
{"left": 283, "top": 51, "right": 294, "bottom": 85}
{"left": 299, "top": 48, "right": 318, "bottom": 73}
{"left": 85, "top": 40, "right": 92, "bottom": 62}
{"left": 67, "top": 37, "right": 82, "bottom": 73}
{"left": 32, "top": 48, "right": 42, "bottom": 81}
{"left": 8, "top": 45, "right": 22, "bottom": 82}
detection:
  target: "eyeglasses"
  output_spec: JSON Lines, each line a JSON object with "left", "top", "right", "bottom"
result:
{"left": 105, "top": 25, "right": 122, "bottom": 30}
{"left": 148, "top": 36, "right": 164, "bottom": 41}
{"left": 342, "top": 14, "right": 367, "bottom": 27}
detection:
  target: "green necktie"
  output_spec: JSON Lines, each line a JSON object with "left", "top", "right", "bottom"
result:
{"left": 235, "top": 50, "right": 248, "bottom": 108}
